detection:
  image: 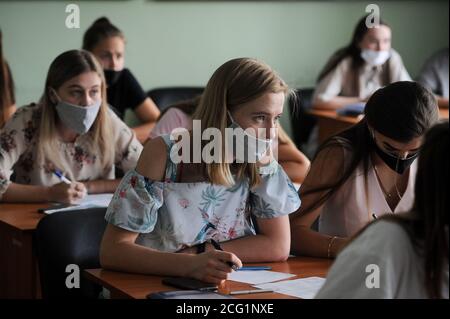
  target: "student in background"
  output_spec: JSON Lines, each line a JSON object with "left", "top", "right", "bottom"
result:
{"left": 100, "top": 58, "right": 301, "bottom": 284}
{"left": 150, "top": 98, "right": 311, "bottom": 184}
{"left": 417, "top": 48, "right": 449, "bottom": 108}
{"left": 316, "top": 122, "right": 449, "bottom": 299}
{"left": 0, "top": 50, "right": 142, "bottom": 204}
{"left": 290, "top": 81, "right": 439, "bottom": 259}
{"left": 312, "top": 15, "right": 411, "bottom": 110}
{"left": 83, "top": 17, "right": 160, "bottom": 143}
{"left": 0, "top": 29, "right": 16, "bottom": 128}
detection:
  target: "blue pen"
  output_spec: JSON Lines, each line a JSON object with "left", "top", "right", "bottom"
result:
{"left": 53, "top": 170, "right": 72, "bottom": 185}
{"left": 237, "top": 266, "right": 272, "bottom": 271}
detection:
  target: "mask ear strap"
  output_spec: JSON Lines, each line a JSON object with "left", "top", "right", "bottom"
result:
{"left": 48, "top": 88, "right": 60, "bottom": 104}
{"left": 227, "top": 110, "right": 236, "bottom": 125}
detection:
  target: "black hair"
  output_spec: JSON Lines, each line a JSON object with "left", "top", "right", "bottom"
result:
{"left": 301, "top": 81, "right": 439, "bottom": 215}
{"left": 317, "top": 15, "right": 390, "bottom": 84}
{"left": 82, "top": 17, "right": 124, "bottom": 51}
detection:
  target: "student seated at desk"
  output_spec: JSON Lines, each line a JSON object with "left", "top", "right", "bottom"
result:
{"left": 149, "top": 98, "right": 311, "bottom": 184}
{"left": 290, "top": 81, "right": 439, "bottom": 258}
{"left": 100, "top": 58, "right": 301, "bottom": 284}
{"left": 316, "top": 122, "right": 449, "bottom": 299}
{"left": 312, "top": 15, "right": 411, "bottom": 110}
{"left": 417, "top": 48, "right": 449, "bottom": 109}
{"left": 0, "top": 29, "right": 16, "bottom": 128}
{"left": 0, "top": 50, "right": 142, "bottom": 204}
{"left": 83, "top": 17, "right": 160, "bottom": 143}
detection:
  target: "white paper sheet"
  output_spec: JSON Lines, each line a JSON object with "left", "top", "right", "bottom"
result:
{"left": 228, "top": 270, "right": 296, "bottom": 285}
{"left": 43, "top": 193, "right": 113, "bottom": 214}
{"left": 253, "top": 276, "right": 326, "bottom": 299}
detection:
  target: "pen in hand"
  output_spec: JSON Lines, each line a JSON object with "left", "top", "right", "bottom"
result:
{"left": 53, "top": 170, "right": 72, "bottom": 185}
{"left": 209, "top": 239, "right": 239, "bottom": 271}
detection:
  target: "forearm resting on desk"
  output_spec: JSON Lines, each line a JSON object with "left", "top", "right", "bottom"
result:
{"left": 290, "top": 224, "right": 348, "bottom": 258}
{"left": 100, "top": 224, "right": 241, "bottom": 283}
{"left": 218, "top": 216, "right": 291, "bottom": 262}
{"left": 100, "top": 237, "right": 194, "bottom": 277}
{"left": 1, "top": 183, "right": 52, "bottom": 202}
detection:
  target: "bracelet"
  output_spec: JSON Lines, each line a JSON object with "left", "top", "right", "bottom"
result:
{"left": 327, "top": 236, "right": 338, "bottom": 259}
{"left": 196, "top": 242, "right": 206, "bottom": 254}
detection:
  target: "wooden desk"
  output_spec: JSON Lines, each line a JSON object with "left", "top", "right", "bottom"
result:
{"left": 310, "top": 108, "right": 449, "bottom": 144}
{"left": 84, "top": 257, "right": 332, "bottom": 299}
{"left": 0, "top": 203, "right": 47, "bottom": 298}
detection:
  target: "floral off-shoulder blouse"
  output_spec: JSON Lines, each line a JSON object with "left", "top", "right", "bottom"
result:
{"left": 0, "top": 103, "right": 143, "bottom": 199}
{"left": 105, "top": 134, "right": 301, "bottom": 252}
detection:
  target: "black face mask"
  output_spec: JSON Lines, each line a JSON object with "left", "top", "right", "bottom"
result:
{"left": 372, "top": 137, "right": 419, "bottom": 175}
{"left": 103, "top": 69, "right": 122, "bottom": 87}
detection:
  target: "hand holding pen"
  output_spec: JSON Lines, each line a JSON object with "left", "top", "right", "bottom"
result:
{"left": 187, "top": 247, "right": 242, "bottom": 285}
{"left": 49, "top": 170, "right": 87, "bottom": 204}
{"left": 209, "top": 239, "right": 241, "bottom": 271}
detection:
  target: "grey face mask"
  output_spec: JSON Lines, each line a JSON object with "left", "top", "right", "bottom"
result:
{"left": 53, "top": 92, "right": 102, "bottom": 135}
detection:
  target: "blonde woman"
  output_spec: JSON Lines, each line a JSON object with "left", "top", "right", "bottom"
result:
{"left": 0, "top": 50, "right": 142, "bottom": 203}
{"left": 100, "top": 58, "right": 301, "bottom": 283}
{"left": 150, "top": 98, "right": 311, "bottom": 184}
{"left": 0, "top": 28, "right": 16, "bottom": 128}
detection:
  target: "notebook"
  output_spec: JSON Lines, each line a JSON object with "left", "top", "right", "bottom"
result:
{"left": 39, "top": 193, "right": 113, "bottom": 214}
{"left": 337, "top": 102, "right": 365, "bottom": 117}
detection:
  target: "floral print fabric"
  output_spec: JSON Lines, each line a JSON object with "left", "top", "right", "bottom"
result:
{"left": 105, "top": 134, "right": 301, "bottom": 252}
{"left": 0, "top": 104, "right": 142, "bottom": 199}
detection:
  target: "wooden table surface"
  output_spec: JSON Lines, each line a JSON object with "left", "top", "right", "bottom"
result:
{"left": 0, "top": 203, "right": 49, "bottom": 298}
{"left": 0, "top": 203, "right": 47, "bottom": 231}
{"left": 85, "top": 257, "right": 333, "bottom": 299}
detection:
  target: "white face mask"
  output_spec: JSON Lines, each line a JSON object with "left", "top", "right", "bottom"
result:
{"left": 227, "top": 111, "right": 273, "bottom": 163}
{"left": 53, "top": 90, "right": 102, "bottom": 135}
{"left": 361, "top": 49, "right": 391, "bottom": 66}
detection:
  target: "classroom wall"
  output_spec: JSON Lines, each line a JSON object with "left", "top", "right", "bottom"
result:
{"left": 0, "top": 0, "right": 448, "bottom": 135}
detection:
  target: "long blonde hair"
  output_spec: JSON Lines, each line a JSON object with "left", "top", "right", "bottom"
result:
{"left": 0, "top": 29, "right": 15, "bottom": 128}
{"left": 38, "top": 50, "right": 114, "bottom": 178}
{"left": 192, "top": 57, "right": 290, "bottom": 188}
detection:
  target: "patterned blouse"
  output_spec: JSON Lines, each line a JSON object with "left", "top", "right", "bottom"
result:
{"left": 0, "top": 103, "right": 142, "bottom": 199}
{"left": 105, "top": 134, "right": 301, "bottom": 252}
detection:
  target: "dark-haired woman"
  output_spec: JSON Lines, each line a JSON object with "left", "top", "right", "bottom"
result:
{"left": 290, "top": 81, "right": 439, "bottom": 258}
{"left": 0, "top": 29, "right": 16, "bottom": 128}
{"left": 316, "top": 122, "right": 448, "bottom": 299}
{"left": 312, "top": 16, "right": 411, "bottom": 110}
{"left": 83, "top": 17, "right": 160, "bottom": 143}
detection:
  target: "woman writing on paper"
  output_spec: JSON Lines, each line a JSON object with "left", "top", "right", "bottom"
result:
{"left": 0, "top": 50, "right": 142, "bottom": 204}
{"left": 100, "top": 58, "right": 301, "bottom": 284}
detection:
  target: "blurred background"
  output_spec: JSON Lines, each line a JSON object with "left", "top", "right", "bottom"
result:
{"left": 0, "top": 0, "right": 448, "bottom": 135}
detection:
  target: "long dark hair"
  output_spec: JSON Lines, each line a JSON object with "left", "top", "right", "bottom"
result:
{"left": 317, "top": 15, "right": 390, "bottom": 83}
{"left": 301, "top": 81, "right": 439, "bottom": 215}
{"left": 82, "top": 17, "right": 124, "bottom": 51}
{"left": 353, "top": 122, "right": 449, "bottom": 298}
{"left": 0, "top": 28, "right": 15, "bottom": 127}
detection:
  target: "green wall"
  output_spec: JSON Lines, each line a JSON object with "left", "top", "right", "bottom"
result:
{"left": 1, "top": 0, "right": 448, "bottom": 134}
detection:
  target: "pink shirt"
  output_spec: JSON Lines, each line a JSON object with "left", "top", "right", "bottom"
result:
{"left": 150, "top": 107, "right": 280, "bottom": 152}
{"left": 319, "top": 156, "right": 417, "bottom": 237}
{"left": 150, "top": 108, "right": 192, "bottom": 139}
